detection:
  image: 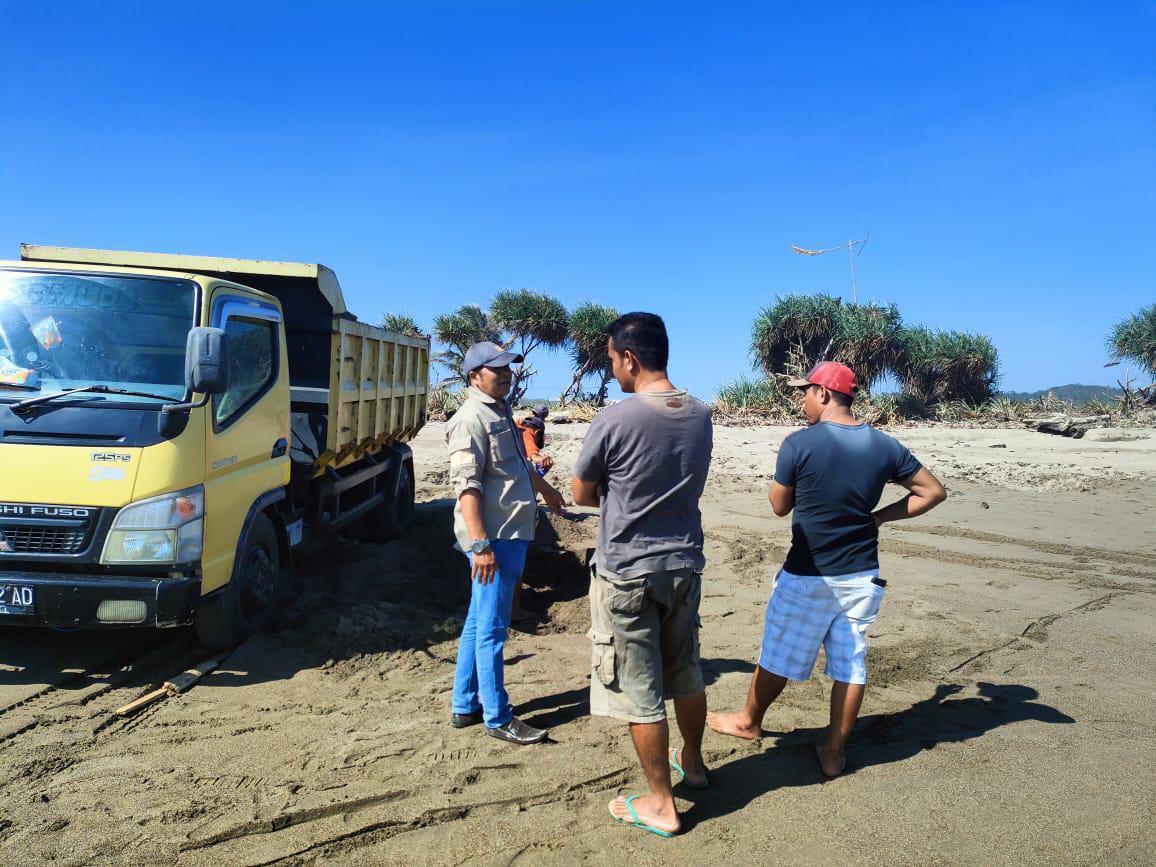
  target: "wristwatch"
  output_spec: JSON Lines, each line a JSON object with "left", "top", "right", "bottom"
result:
{"left": 470, "top": 538, "right": 492, "bottom": 555}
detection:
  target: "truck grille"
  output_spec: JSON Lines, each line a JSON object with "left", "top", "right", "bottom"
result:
{"left": 0, "top": 505, "right": 100, "bottom": 557}
{"left": 0, "top": 525, "right": 90, "bottom": 554}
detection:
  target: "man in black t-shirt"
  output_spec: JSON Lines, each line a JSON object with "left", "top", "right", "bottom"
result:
{"left": 708, "top": 362, "right": 946, "bottom": 778}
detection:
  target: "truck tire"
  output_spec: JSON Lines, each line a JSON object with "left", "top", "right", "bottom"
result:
{"left": 367, "top": 462, "right": 414, "bottom": 543}
{"left": 195, "top": 513, "right": 282, "bottom": 649}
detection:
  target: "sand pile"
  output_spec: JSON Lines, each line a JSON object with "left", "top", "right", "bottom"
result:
{"left": 274, "top": 499, "right": 599, "bottom": 678}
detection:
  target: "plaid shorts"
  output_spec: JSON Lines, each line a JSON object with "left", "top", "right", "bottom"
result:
{"left": 758, "top": 568, "right": 886, "bottom": 685}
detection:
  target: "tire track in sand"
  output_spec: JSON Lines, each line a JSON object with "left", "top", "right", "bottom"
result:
{"left": 891, "top": 523, "right": 1156, "bottom": 571}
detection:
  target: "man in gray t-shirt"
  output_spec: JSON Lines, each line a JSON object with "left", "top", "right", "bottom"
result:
{"left": 573, "top": 389, "right": 712, "bottom": 580}
{"left": 572, "top": 312, "right": 713, "bottom": 839}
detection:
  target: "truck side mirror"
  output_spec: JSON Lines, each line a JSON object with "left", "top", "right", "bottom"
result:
{"left": 186, "top": 327, "right": 229, "bottom": 395}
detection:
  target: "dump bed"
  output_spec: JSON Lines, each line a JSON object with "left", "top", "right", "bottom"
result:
{"left": 318, "top": 315, "right": 428, "bottom": 468}
{"left": 19, "top": 245, "right": 430, "bottom": 470}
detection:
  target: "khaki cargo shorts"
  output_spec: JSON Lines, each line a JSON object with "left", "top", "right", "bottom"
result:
{"left": 587, "top": 566, "right": 705, "bottom": 724}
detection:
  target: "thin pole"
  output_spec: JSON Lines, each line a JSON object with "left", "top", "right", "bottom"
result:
{"left": 790, "top": 235, "right": 867, "bottom": 304}
{"left": 847, "top": 239, "right": 858, "bottom": 304}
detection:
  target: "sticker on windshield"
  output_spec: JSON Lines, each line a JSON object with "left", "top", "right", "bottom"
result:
{"left": 15, "top": 279, "right": 138, "bottom": 313}
{"left": 0, "top": 356, "right": 37, "bottom": 387}
{"left": 31, "top": 316, "right": 62, "bottom": 350}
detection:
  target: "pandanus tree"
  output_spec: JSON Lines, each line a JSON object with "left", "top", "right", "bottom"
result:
{"left": 751, "top": 294, "right": 844, "bottom": 377}
{"left": 432, "top": 304, "right": 503, "bottom": 384}
{"left": 750, "top": 294, "right": 903, "bottom": 389}
{"left": 896, "top": 326, "right": 1001, "bottom": 406}
{"left": 489, "top": 289, "right": 569, "bottom": 403}
{"left": 379, "top": 313, "right": 425, "bottom": 338}
{"left": 749, "top": 293, "right": 1000, "bottom": 406}
{"left": 827, "top": 301, "right": 905, "bottom": 389}
{"left": 1106, "top": 304, "right": 1156, "bottom": 380}
{"left": 559, "top": 302, "right": 620, "bottom": 405}
{"left": 433, "top": 292, "right": 568, "bottom": 400}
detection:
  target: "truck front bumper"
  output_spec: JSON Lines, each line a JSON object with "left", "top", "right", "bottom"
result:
{"left": 0, "top": 571, "right": 201, "bottom": 629}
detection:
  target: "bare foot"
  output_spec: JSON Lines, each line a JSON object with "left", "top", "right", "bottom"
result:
{"left": 707, "top": 710, "right": 762, "bottom": 740}
{"left": 671, "top": 748, "right": 709, "bottom": 788}
{"left": 816, "top": 743, "right": 847, "bottom": 778}
{"left": 608, "top": 794, "right": 680, "bottom": 835}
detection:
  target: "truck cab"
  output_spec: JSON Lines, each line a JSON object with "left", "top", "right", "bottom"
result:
{"left": 0, "top": 246, "right": 429, "bottom": 647}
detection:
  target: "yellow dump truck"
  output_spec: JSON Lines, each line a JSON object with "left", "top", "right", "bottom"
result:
{"left": 0, "top": 245, "right": 429, "bottom": 647}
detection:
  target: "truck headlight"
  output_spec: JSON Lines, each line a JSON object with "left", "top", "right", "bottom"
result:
{"left": 101, "top": 486, "right": 204, "bottom": 565}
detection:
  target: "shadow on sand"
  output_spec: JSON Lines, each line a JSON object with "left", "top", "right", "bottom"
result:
{"left": 1, "top": 502, "right": 595, "bottom": 692}
{"left": 679, "top": 681, "right": 1076, "bottom": 830}
{"left": 515, "top": 686, "right": 590, "bottom": 730}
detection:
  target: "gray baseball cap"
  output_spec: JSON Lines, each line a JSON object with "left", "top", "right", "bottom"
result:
{"left": 531, "top": 404, "right": 549, "bottom": 419}
{"left": 463, "top": 341, "right": 523, "bottom": 374}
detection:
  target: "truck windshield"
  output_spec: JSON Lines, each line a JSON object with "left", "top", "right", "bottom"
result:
{"left": 0, "top": 269, "right": 195, "bottom": 402}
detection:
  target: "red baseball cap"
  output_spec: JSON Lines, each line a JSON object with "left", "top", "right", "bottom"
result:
{"left": 787, "top": 361, "right": 859, "bottom": 396}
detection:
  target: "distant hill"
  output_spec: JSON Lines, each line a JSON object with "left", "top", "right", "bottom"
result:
{"left": 1001, "top": 383, "right": 1122, "bottom": 403}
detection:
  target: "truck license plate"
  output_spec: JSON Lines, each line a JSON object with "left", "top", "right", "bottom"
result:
{"left": 0, "top": 584, "right": 34, "bottom": 615}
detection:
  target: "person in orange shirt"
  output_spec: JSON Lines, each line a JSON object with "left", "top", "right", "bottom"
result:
{"left": 514, "top": 404, "right": 554, "bottom": 474}
{"left": 512, "top": 404, "right": 552, "bottom": 622}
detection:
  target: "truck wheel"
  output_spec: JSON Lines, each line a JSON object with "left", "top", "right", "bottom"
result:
{"left": 368, "top": 463, "right": 415, "bottom": 543}
{"left": 195, "top": 513, "right": 282, "bottom": 649}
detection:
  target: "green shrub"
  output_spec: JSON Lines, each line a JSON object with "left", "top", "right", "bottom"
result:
{"left": 714, "top": 376, "right": 798, "bottom": 417}
{"left": 856, "top": 392, "right": 900, "bottom": 426}
{"left": 426, "top": 382, "right": 465, "bottom": 421}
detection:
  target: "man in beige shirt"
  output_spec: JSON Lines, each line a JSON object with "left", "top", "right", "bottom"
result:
{"left": 447, "top": 342, "right": 565, "bottom": 745}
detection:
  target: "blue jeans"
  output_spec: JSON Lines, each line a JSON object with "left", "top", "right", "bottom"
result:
{"left": 451, "top": 539, "right": 529, "bottom": 729}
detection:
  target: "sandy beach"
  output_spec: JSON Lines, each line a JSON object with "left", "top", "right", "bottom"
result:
{"left": 2, "top": 419, "right": 1154, "bottom": 865}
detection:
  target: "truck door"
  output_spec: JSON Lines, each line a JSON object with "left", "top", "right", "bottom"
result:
{"left": 201, "top": 295, "right": 290, "bottom": 595}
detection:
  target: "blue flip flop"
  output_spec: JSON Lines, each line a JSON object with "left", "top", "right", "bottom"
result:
{"left": 669, "top": 748, "right": 710, "bottom": 790}
{"left": 608, "top": 795, "right": 676, "bottom": 838}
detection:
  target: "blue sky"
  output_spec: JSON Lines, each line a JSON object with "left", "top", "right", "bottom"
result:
{"left": 2, "top": 1, "right": 1152, "bottom": 399}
